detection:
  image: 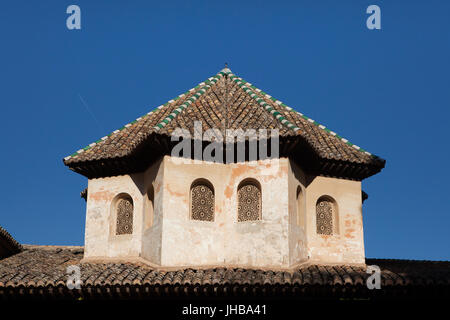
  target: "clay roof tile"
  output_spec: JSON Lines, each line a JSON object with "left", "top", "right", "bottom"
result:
{"left": 63, "top": 68, "right": 385, "bottom": 180}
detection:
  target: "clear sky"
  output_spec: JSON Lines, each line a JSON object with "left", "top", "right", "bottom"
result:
{"left": 0, "top": 1, "right": 449, "bottom": 260}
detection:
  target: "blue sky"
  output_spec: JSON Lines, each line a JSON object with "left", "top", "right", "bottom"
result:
{"left": 0, "top": 1, "right": 449, "bottom": 260}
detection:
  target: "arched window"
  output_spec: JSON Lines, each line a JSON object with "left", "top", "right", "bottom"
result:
{"left": 296, "top": 186, "right": 305, "bottom": 228}
{"left": 237, "top": 179, "right": 261, "bottom": 222}
{"left": 190, "top": 179, "right": 214, "bottom": 221}
{"left": 316, "top": 196, "right": 337, "bottom": 235}
{"left": 145, "top": 185, "right": 154, "bottom": 229}
{"left": 115, "top": 194, "right": 134, "bottom": 235}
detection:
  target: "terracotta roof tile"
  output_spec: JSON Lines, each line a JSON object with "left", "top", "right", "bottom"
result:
{"left": 0, "top": 226, "right": 22, "bottom": 259}
{"left": 1, "top": 246, "right": 449, "bottom": 298}
{"left": 63, "top": 68, "right": 385, "bottom": 180}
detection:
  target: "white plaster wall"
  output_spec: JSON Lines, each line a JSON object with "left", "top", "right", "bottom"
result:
{"left": 287, "top": 160, "right": 308, "bottom": 265}
{"left": 141, "top": 158, "right": 164, "bottom": 264}
{"left": 160, "top": 156, "right": 290, "bottom": 268}
{"left": 84, "top": 173, "right": 145, "bottom": 259}
{"left": 82, "top": 155, "right": 365, "bottom": 268}
{"left": 305, "top": 176, "right": 365, "bottom": 264}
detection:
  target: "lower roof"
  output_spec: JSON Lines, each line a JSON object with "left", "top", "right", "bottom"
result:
{"left": 0, "top": 245, "right": 449, "bottom": 299}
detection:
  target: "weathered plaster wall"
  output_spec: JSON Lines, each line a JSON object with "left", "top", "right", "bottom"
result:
{"left": 82, "top": 155, "right": 365, "bottom": 268}
{"left": 84, "top": 173, "right": 146, "bottom": 259}
{"left": 287, "top": 160, "right": 308, "bottom": 266}
{"left": 160, "top": 156, "right": 290, "bottom": 268}
{"left": 141, "top": 158, "right": 164, "bottom": 264}
{"left": 305, "top": 176, "right": 365, "bottom": 264}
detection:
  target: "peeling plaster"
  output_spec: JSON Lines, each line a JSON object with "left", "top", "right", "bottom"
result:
{"left": 82, "top": 156, "right": 366, "bottom": 268}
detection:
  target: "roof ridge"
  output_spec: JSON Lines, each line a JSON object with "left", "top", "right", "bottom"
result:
{"left": 64, "top": 72, "right": 225, "bottom": 161}
{"left": 21, "top": 244, "right": 84, "bottom": 250}
{"left": 220, "top": 69, "right": 375, "bottom": 157}
{"left": 0, "top": 226, "right": 22, "bottom": 255}
{"left": 152, "top": 73, "right": 222, "bottom": 131}
{"left": 223, "top": 71, "right": 301, "bottom": 132}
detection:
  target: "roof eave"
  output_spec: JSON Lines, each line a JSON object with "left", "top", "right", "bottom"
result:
{"left": 64, "top": 135, "right": 385, "bottom": 181}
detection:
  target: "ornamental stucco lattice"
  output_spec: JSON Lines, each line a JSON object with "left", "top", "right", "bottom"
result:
{"left": 116, "top": 198, "right": 133, "bottom": 235}
{"left": 316, "top": 199, "right": 333, "bottom": 235}
{"left": 191, "top": 184, "right": 214, "bottom": 221}
{"left": 238, "top": 183, "right": 261, "bottom": 222}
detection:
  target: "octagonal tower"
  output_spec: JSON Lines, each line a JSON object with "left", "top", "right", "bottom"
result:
{"left": 64, "top": 68, "right": 385, "bottom": 269}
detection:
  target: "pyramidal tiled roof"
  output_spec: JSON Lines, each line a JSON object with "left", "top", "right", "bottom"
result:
{"left": 63, "top": 68, "right": 385, "bottom": 179}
